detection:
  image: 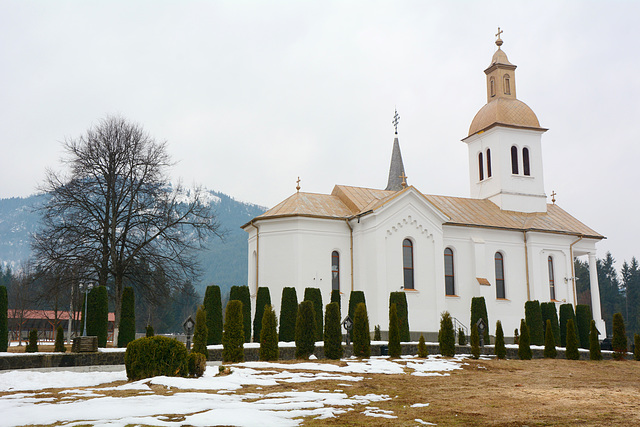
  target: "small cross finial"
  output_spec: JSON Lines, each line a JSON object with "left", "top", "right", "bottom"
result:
{"left": 392, "top": 108, "right": 400, "bottom": 134}
{"left": 296, "top": 177, "right": 301, "bottom": 192}
{"left": 551, "top": 190, "right": 556, "bottom": 204}
{"left": 495, "top": 27, "right": 504, "bottom": 47}
{"left": 399, "top": 171, "right": 408, "bottom": 188}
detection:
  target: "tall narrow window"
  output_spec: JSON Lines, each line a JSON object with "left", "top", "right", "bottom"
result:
{"left": 523, "top": 147, "right": 530, "bottom": 176}
{"left": 490, "top": 77, "right": 496, "bottom": 97}
{"left": 402, "top": 239, "right": 414, "bottom": 290}
{"left": 478, "top": 152, "right": 484, "bottom": 181}
{"left": 444, "top": 248, "right": 455, "bottom": 296}
{"left": 548, "top": 256, "right": 555, "bottom": 300}
{"left": 486, "top": 148, "right": 492, "bottom": 177}
{"left": 511, "top": 146, "right": 519, "bottom": 174}
{"left": 495, "top": 252, "right": 506, "bottom": 299}
{"left": 331, "top": 251, "right": 340, "bottom": 291}
{"left": 503, "top": 74, "right": 511, "bottom": 95}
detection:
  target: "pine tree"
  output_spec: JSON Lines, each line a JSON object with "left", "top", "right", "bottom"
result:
{"left": 612, "top": 312, "right": 627, "bottom": 360}
{"left": 518, "top": 319, "right": 531, "bottom": 360}
{"left": 87, "top": 286, "right": 109, "bottom": 347}
{"left": 540, "top": 302, "right": 560, "bottom": 346}
{"left": 259, "top": 305, "right": 279, "bottom": 361}
{"left": 352, "top": 302, "right": 370, "bottom": 358}
{"left": 279, "top": 287, "right": 298, "bottom": 342}
{"left": 117, "top": 287, "right": 136, "bottom": 348}
{"left": 470, "top": 297, "right": 490, "bottom": 344}
{"left": 229, "top": 286, "right": 251, "bottom": 343}
{"left": 634, "top": 334, "right": 640, "bottom": 361}
{"left": 388, "top": 303, "right": 401, "bottom": 358}
{"left": 295, "top": 300, "right": 317, "bottom": 359}
{"left": 330, "top": 289, "right": 341, "bottom": 310}
{"left": 253, "top": 287, "right": 271, "bottom": 342}
{"left": 621, "top": 258, "right": 640, "bottom": 340}
{"left": 25, "top": 329, "right": 38, "bottom": 353}
{"left": 575, "top": 304, "right": 592, "bottom": 349}
{"left": 146, "top": 324, "right": 154, "bottom": 337}
{"left": 495, "top": 320, "right": 506, "bottom": 360}
{"left": 417, "top": 334, "right": 428, "bottom": 358}
{"left": 565, "top": 318, "right": 580, "bottom": 360}
{"left": 559, "top": 304, "right": 578, "bottom": 348}
{"left": 589, "top": 320, "right": 603, "bottom": 361}
{"left": 222, "top": 300, "right": 244, "bottom": 363}
{"left": 525, "top": 300, "right": 544, "bottom": 346}
{"left": 597, "top": 252, "right": 623, "bottom": 337}
{"left": 304, "top": 287, "right": 323, "bottom": 342}
{"left": 470, "top": 323, "right": 480, "bottom": 359}
{"left": 54, "top": 325, "right": 66, "bottom": 352}
{"left": 348, "top": 291, "right": 366, "bottom": 342}
{"left": 192, "top": 305, "right": 209, "bottom": 359}
{"left": 389, "top": 292, "right": 410, "bottom": 342}
{"left": 438, "top": 311, "right": 455, "bottom": 357}
{"left": 324, "top": 302, "right": 343, "bottom": 360}
{"left": 0, "top": 286, "right": 7, "bottom": 352}
{"left": 204, "top": 285, "right": 223, "bottom": 345}
{"left": 458, "top": 328, "right": 467, "bottom": 346}
{"left": 544, "top": 319, "right": 557, "bottom": 359}
{"left": 374, "top": 325, "right": 381, "bottom": 341}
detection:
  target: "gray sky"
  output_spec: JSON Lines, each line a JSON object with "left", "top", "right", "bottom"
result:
{"left": 1, "top": 1, "right": 639, "bottom": 269}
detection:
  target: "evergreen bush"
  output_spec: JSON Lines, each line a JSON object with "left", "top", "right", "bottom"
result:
{"left": 352, "top": 302, "right": 370, "bottom": 358}
{"left": 525, "top": 300, "right": 544, "bottom": 346}
{"left": 304, "top": 287, "right": 323, "bottom": 341}
{"left": 417, "top": 334, "right": 428, "bottom": 358}
{"left": 253, "top": 287, "right": 271, "bottom": 342}
{"left": 204, "top": 285, "right": 223, "bottom": 345}
{"left": 88, "top": 285, "right": 109, "bottom": 347}
{"left": 634, "top": 334, "right": 640, "bottom": 361}
{"left": 518, "top": 319, "right": 531, "bottom": 360}
{"left": 565, "top": 318, "right": 580, "bottom": 360}
{"left": 438, "top": 311, "right": 455, "bottom": 357}
{"left": 330, "top": 289, "right": 341, "bottom": 310}
{"left": 541, "top": 302, "right": 560, "bottom": 346}
{"left": 0, "top": 286, "right": 7, "bottom": 352}
{"left": 559, "top": 304, "right": 578, "bottom": 348}
{"left": 612, "top": 312, "right": 627, "bottom": 360}
{"left": 374, "top": 325, "right": 381, "bottom": 341}
{"left": 388, "top": 303, "right": 401, "bottom": 358}
{"left": 117, "top": 287, "right": 136, "bottom": 348}
{"left": 25, "top": 329, "right": 38, "bottom": 353}
{"left": 470, "top": 297, "right": 490, "bottom": 344}
{"left": 125, "top": 336, "right": 188, "bottom": 380}
{"left": 222, "top": 300, "right": 244, "bottom": 363}
{"left": 470, "top": 323, "right": 480, "bottom": 359}
{"left": 348, "top": 291, "right": 366, "bottom": 341}
{"left": 458, "top": 327, "right": 467, "bottom": 346}
{"left": 295, "top": 300, "right": 317, "bottom": 359}
{"left": 259, "top": 305, "right": 279, "bottom": 361}
{"left": 188, "top": 352, "right": 206, "bottom": 378}
{"left": 230, "top": 286, "right": 251, "bottom": 343}
{"left": 146, "top": 324, "right": 154, "bottom": 337}
{"left": 575, "top": 304, "right": 592, "bottom": 349}
{"left": 54, "top": 325, "right": 66, "bottom": 352}
{"left": 389, "top": 292, "right": 410, "bottom": 342}
{"left": 192, "top": 305, "right": 209, "bottom": 359}
{"left": 279, "top": 287, "right": 298, "bottom": 342}
{"left": 544, "top": 319, "right": 557, "bottom": 359}
{"left": 495, "top": 321, "right": 506, "bottom": 359}
{"left": 324, "top": 302, "right": 343, "bottom": 360}
{"left": 590, "top": 320, "right": 603, "bottom": 361}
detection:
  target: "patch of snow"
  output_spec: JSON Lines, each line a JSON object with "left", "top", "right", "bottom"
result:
{"left": 0, "top": 369, "right": 127, "bottom": 392}
{"left": 411, "top": 403, "right": 430, "bottom": 407}
{"left": 415, "top": 418, "right": 437, "bottom": 425}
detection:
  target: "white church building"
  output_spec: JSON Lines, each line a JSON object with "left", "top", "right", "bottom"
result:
{"left": 242, "top": 33, "right": 605, "bottom": 340}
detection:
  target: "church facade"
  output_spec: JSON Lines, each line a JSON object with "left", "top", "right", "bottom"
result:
{"left": 242, "top": 33, "right": 605, "bottom": 339}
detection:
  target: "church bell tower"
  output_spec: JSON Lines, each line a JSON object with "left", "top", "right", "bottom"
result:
{"left": 463, "top": 29, "right": 548, "bottom": 213}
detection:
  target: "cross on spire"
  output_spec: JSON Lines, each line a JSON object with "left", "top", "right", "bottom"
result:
{"left": 399, "top": 172, "right": 408, "bottom": 188}
{"left": 392, "top": 109, "right": 400, "bottom": 134}
{"left": 551, "top": 190, "right": 556, "bottom": 204}
{"left": 495, "top": 27, "right": 504, "bottom": 47}
{"left": 296, "top": 177, "right": 301, "bottom": 192}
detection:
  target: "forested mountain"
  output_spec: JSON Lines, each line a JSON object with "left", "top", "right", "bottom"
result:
{"left": 0, "top": 191, "right": 266, "bottom": 297}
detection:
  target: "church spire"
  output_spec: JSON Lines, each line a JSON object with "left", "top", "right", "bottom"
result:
{"left": 385, "top": 109, "right": 406, "bottom": 191}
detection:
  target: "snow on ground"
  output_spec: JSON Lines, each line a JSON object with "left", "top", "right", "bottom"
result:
{"left": 0, "top": 356, "right": 459, "bottom": 426}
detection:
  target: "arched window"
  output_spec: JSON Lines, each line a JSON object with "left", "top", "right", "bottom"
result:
{"left": 495, "top": 252, "right": 506, "bottom": 299}
{"left": 523, "top": 147, "right": 531, "bottom": 176}
{"left": 478, "top": 152, "right": 484, "bottom": 181}
{"left": 503, "top": 74, "right": 511, "bottom": 95}
{"left": 402, "top": 239, "right": 414, "bottom": 290}
{"left": 511, "top": 146, "right": 519, "bottom": 174}
{"left": 490, "top": 77, "right": 496, "bottom": 97}
{"left": 486, "top": 148, "right": 492, "bottom": 178}
{"left": 331, "top": 251, "right": 340, "bottom": 291}
{"left": 548, "top": 256, "right": 555, "bottom": 300}
{"left": 444, "top": 248, "right": 455, "bottom": 296}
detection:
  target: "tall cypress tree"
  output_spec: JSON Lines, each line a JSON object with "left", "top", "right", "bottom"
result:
{"left": 541, "top": 302, "right": 560, "bottom": 346}
{"left": 388, "top": 303, "right": 401, "bottom": 358}
{"left": 438, "top": 311, "right": 455, "bottom": 357}
{"left": 204, "top": 285, "right": 223, "bottom": 345}
{"left": 117, "top": 287, "right": 136, "bottom": 348}
{"left": 279, "top": 287, "right": 298, "bottom": 342}
{"left": 0, "top": 286, "right": 7, "bottom": 352}
{"left": 470, "top": 323, "right": 480, "bottom": 359}
{"left": 352, "top": 302, "right": 370, "bottom": 358}
{"left": 589, "top": 320, "right": 603, "bottom": 361}
{"left": 494, "top": 320, "right": 506, "bottom": 360}
{"left": 253, "top": 287, "right": 271, "bottom": 342}
{"left": 348, "top": 291, "right": 366, "bottom": 341}
{"left": 295, "top": 300, "right": 316, "bottom": 359}
{"left": 575, "top": 305, "right": 592, "bottom": 349}
{"left": 87, "top": 286, "right": 108, "bottom": 347}
{"left": 470, "top": 297, "right": 490, "bottom": 343}
{"left": 229, "top": 286, "right": 251, "bottom": 343}
{"left": 565, "top": 318, "right": 580, "bottom": 360}
{"left": 559, "top": 304, "right": 578, "bottom": 347}
{"left": 543, "top": 319, "right": 557, "bottom": 359}
{"left": 304, "top": 288, "right": 323, "bottom": 341}
{"left": 389, "top": 292, "right": 410, "bottom": 342}
{"left": 330, "top": 289, "right": 341, "bottom": 310}
{"left": 259, "top": 305, "right": 278, "bottom": 361}
{"left": 192, "top": 305, "right": 209, "bottom": 359}
{"left": 54, "top": 325, "right": 66, "bottom": 352}
{"left": 324, "top": 302, "right": 343, "bottom": 360}
{"left": 222, "top": 300, "right": 244, "bottom": 363}
{"left": 612, "top": 312, "right": 627, "bottom": 360}
{"left": 525, "top": 300, "right": 544, "bottom": 346}
{"left": 518, "top": 319, "right": 532, "bottom": 360}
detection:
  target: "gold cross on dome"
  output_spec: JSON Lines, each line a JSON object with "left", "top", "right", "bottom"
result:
{"left": 296, "top": 177, "right": 301, "bottom": 192}
{"left": 496, "top": 27, "right": 503, "bottom": 40}
{"left": 551, "top": 190, "right": 557, "bottom": 204}
{"left": 495, "top": 27, "right": 504, "bottom": 47}
{"left": 392, "top": 108, "right": 400, "bottom": 134}
{"left": 399, "top": 172, "right": 408, "bottom": 188}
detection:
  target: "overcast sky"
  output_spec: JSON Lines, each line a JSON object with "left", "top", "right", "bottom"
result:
{"left": 1, "top": 1, "right": 638, "bottom": 268}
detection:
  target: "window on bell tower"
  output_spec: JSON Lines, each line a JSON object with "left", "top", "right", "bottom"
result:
{"left": 523, "top": 147, "right": 530, "bottom": 176}
{"left": 490, "top": 77, "right": 496, "bottom": 97}
{"left": 503, "top": 74, "right": 511, "bottom": 95}
{"left": 511, "top": 146, "right": 519, "bottom": 174}
{"left": 478, "top": 152, "right": 484, "bottom": 181}
{"left": 486, "top": 149, "right": 492, "bottom": 177}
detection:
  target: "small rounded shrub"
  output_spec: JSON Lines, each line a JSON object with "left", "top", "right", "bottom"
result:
{"left": 125, "top": 336, "right": 188, "bottom": 381}
{"left": 54, "top": 325, "right": 66, "bottom": 353}
{"left": 25, "top": 329, "right": 38, "bottom": 353}
{"left": 188, "top": 352, "right": 206, "bottom": 378}
{"left": 417, "top": 334, "right": 428, "bottom": 358}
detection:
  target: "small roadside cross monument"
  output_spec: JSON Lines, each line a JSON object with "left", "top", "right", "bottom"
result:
{"left": 476, "top": 318, "right": 487, "bottom": 347}
{"left": 183, "top": 316, "right": 195, "bottom": 351}
{"left": 342, "top": 315, "right": 353, "bottom": 345}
